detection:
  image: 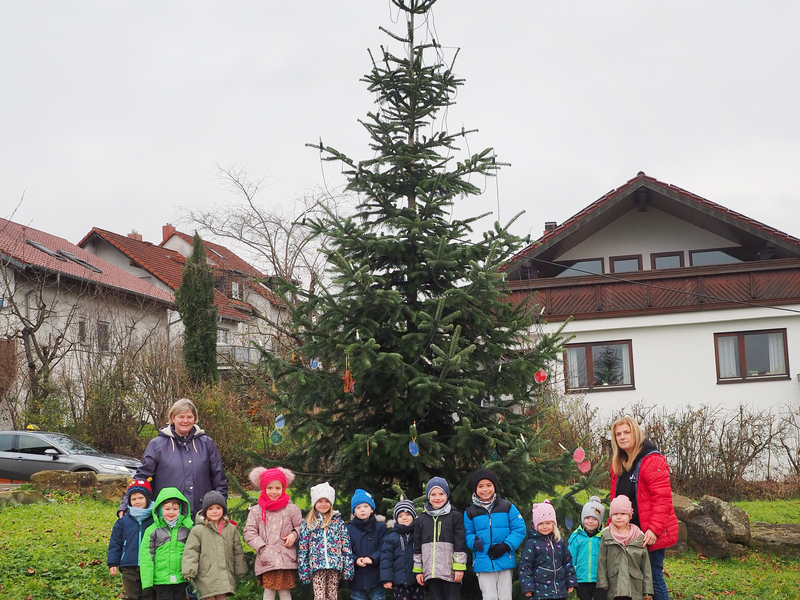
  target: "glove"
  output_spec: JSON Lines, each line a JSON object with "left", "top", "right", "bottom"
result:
{"left": 472, "top": 537, "right": 484, "bottom": 552}
{"left": 487, "top": 543, "right": 509, "bottom": 559}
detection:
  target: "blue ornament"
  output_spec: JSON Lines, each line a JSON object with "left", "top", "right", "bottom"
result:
{"left": 275, "top": 414, "right": 286, "bottom": 429}
{"left": 310, "top": 357, "right": 320, "bottom": 370}
{"left": 565, "top": 517, "right": 573, "bottom": 530}
{"left": 408, "top": 440, "right": 419, "bottom": 457}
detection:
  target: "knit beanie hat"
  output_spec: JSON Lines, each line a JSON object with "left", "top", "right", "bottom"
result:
{"left": 249, "top": 466, "right": 295, "bottom": 491}
{"left": 126, "top": 479, "right": 153, "bottom": 504}
{"left": 393, "top": 499, "right": 417, "bottom": 521}
{"left": 310, "top": 481, "right": 336, "bottom": 509}
{"left": 609, "top": 495, "right": 634, "bottom": 517}
{"left": 470, "top": 468, "right": 499, "bottom": 494}
{"left": 581, "top": 495, "right": 606, "bottom": 524}
{"left": 201, "top": 490, "right": 228, "bottom": 518}
{"left": 425, "top": 476, "right": 450, "bottom": 499}
{"left": 351, "top": 488, "right": 375, "bottom": 512}
{"left": 532, "top": 499, "right": 557, "bottom": 528}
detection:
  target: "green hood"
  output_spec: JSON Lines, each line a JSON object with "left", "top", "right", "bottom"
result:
{"left": 151, "top": 486, "right": 191, "bottom": 525}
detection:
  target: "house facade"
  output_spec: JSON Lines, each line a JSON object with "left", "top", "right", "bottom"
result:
{"left": 79, "top": 224, "right": 286, "bottom": 369}
{"left": 504, "top": 173, "right": 800, "bottom": 418}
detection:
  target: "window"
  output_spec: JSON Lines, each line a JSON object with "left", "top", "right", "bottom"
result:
{"left": 610, "top": 255, "right": 642, "bottom": 273}
{"left": 0, "top": 433, "right": 14, "bottom": 452}
{"left": 715, "top": 329, "right": 789, "bottom": 383}
{"left": 690, "top": 247, "right": 754, "bottom": 267}
{"left": 217, "top": 328, "right": 229, "bottom": 344}
{"left": 231, "top": 281, "right": 240, "bottom": 300}
{"left": 651, "top": 251, "right": 684, "bottom": 270}
{"left": 97, "top": 321, "right": 110, "bottom": 352}
{"left": 78, "top": 319, "right": 87, "bottom": 344}
{"left": 564, "top": 340, "right": 634, "bottom": 391}
{"left": 17, "top": 434, "right": 57, "bottom": 455}
{"left": 551, "top": 258, "right": 604, "bottom": 278}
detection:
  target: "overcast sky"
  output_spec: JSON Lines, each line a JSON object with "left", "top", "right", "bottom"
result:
{"left": 2, "top": 1, "right": 799, "bottom": 261}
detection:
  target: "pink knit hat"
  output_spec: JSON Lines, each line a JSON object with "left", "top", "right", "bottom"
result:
{"left": 249, "top": 466, "right": 295, "bottom": 491}
{"left": 609, "top": 494, "right": 634, "bottom": 517}
{"left": 532, "top": 500, "right": 557, "bottom": 528}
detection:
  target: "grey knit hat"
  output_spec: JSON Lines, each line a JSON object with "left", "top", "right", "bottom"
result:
{"left": 393, "top": 499, "right": 417, "bottom": 521}
{"left": 581, "top": 495, "right": 605, "bottom": 525}
{"left": 201, "top": 490, "right": 228, "bottom": 518}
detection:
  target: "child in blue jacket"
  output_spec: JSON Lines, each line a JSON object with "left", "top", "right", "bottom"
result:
{"left": 107, "top": 479, "right": 155, "bottom": 600}
{"left": 464, "top": 468, "right": 527, "bottom": 600}
{"left": 567, "top": 496, "right": 607, "bottom": 600}
{"left": 347, "top": 488, "right": 388, "bottom": 600}
{"left": 380, "top": 500, "right": 423, "bottom": 600}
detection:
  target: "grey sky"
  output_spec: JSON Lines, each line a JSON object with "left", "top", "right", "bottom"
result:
{"left": 2, "top": 1, "right": 799, "bottom": 258}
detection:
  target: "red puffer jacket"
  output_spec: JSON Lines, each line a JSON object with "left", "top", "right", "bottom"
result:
{"left": 610, "top": 452, "right": 679, "bottom": 552}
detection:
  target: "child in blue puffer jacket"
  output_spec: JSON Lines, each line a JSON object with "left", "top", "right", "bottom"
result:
{"left": 464, "top": 468, "right": 527, "bottom": 600}
{"left": 567, "top": 496, "right": 607, "bottom": 600}
{"left": 107, "top": 479, "right": 155, "bottom": 600}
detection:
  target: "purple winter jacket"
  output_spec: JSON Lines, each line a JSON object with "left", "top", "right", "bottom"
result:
{"left": 119, "top": 424, "right": 227, "bottom": 517}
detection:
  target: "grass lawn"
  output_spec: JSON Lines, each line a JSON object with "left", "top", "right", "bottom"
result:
{"left": 733, "top": 498, "right": 800, "bottom": 524}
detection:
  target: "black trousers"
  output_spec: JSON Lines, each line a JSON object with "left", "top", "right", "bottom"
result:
{"left": 576, "top": 582, "right": 608, "bottom": 600}
{"left": 152, "top": 583, "right": 187, "bottom": 600}
{"left": 120, "top": 567, "right": 153, "bottom": 600}
{"left": 425, "top": 578, "right": 460, "bottom": 600}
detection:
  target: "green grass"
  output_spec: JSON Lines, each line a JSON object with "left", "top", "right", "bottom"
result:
{"left": 733, "top": 499, "right": 800, "bottom": 524}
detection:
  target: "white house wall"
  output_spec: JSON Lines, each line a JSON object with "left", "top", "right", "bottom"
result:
{"left": 542, "top": 305, "right": 800, "bottom": 420}
{"left": 557, "top": 206, "right": 738, "bottom": 268}
{"left": 83, "top": 238, "right": 176, "bottom": 294}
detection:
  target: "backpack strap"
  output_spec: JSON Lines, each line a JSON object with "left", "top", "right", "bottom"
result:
{"left": 629, "top": 450, "right": 659, "bottom": 496}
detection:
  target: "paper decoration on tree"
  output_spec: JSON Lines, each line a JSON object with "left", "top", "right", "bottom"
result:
{"left": 451, "top": 412, "right": 460, "bottom": 422}
{"left": 565, "top": 516, "right": 573, "bottom": 530}
{"left": 572, "top": 446, "right": 591, "bottom": 472}
{"left": 270, "top": 430, "right": 283, "bottom": 445}
{"left": 275, "top": 414, "right": 286, "bottom": 429}
{"left": 343, "top": 351, "right": 355, "bottom": 394}
{"left": 578, "top": 459, "right": 592, "bottom": 473}
{"left": 534, "top": 369, "right": 548, "bottom": 384}
{"left": 573, "top": 447, "right": 585, "bottom": 462}
{"left": 490, "top": 448, "right": 498, "bottom": 462}
{"left": 409, "top": 422, "right": 419, "bottom": 457}
{"left": 310, "top": 357, "right": 320, "bottom": 370}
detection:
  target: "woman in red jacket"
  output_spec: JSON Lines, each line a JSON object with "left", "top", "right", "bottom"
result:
{"left": 610, "top": 416, "right": 678, "bottom": 600}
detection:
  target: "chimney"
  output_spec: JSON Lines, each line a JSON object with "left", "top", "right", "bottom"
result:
{"left": 128, "top": 229, "right": 143, "bottom": 242}
{"left": 162, "top": 223, "right": 176, "bottom": 243}
{"left": 544, "top": 221, "right": 557, "bottom": 234}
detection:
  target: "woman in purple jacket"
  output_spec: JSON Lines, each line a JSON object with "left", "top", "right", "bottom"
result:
{"left": 118, "top": 398, "right": 227, "bottom": 519}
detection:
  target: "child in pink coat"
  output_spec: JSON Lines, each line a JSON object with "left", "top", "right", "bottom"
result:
{"left": 244, "top": 467, "right": 304, "bottom": 600}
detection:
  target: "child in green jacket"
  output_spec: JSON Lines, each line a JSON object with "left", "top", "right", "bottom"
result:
{"left": 140, "top": 487, "right": 194, "bottom": 600}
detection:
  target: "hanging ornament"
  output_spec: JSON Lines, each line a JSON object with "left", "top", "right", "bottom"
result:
{"left": 271, "top": 379, "right": 277, "bottom": 392}
{"left": 343, "top": 351, "right": 356, "bottom": 394}
{"left": 275, "top": 414, "right": 286, "bottom": 430}
{"left": 578, "top": 459, "right": 592, "bottom": 474}
{"left": 310, "top": 357, "right": 320, "bottom": 370}
{"left": 573, "top": 447, "right": 585, "bottom": 463}
{"left": 270, "top": 429, "right": 283, "bottom": 445}
{"left": 356, "top": 328, "right": 360, "bottom": 340}
{"left": 451, "top": 412, "right": 460, "bottom": 423}
{"left": 565, "top": 516, "right": 574, "bottom": 530}
{"left": 534, "top": 369, "right": 548, "bottom": 384}
{"left": 290, "top": 351, "right": 295, "bottom": 364}
{"left": 409, "top": 421, "right": 419, "bottom": 457}
{"left": 490, "top": 447, "right": 498, "bottom": 462}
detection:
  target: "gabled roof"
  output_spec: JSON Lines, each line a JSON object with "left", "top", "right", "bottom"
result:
{"left": 505, "top": 172, "right": 800, "bottom": 273}
{"left": 164, "top": 230, "right": 282, "bottom": 307}
{"left": 79, "top": 227, "right": 246, "bottom": 321}
{"left": 0, "top": 218, "right": 174, "bottom": 305}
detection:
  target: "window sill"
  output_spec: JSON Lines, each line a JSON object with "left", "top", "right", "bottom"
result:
{"left": 716, "top": 375, "right": 791, "bottom": 384}
{"left": 567, "top": 385, "right": 636, "bottom": 393}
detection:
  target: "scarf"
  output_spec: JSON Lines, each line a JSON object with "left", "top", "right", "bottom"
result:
{"left": 471, "top": 493, "right": 496, "bottom": 511}
{"left": 610, "top": 522, "right": 642, "bottom": 546}
{"left": 424, "top": 500, "right": 452, "bottom": 517}
{"left": 166, "top": 515, "right": 180, "bottom": 528}
{"left": 351, "top": 513, "right": 376, "bottom": 531}
{"left": 129, "top": 504, "right": 153, "bottom": 523}
{"left": 259, "top": 489, "right": 290, "bottom": 523}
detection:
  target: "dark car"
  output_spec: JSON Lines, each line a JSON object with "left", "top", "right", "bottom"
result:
{"left": 0, "top": 430, "right": 141, "bottom": 483}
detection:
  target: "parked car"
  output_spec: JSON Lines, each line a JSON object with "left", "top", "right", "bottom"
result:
{"left": 0, "top": 430, "right": 141, "bottom": 483}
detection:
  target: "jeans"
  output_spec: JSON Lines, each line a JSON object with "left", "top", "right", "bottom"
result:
{"left": 350, "top": 588, "right": 386, "bottom": 600}
{"left": 649, "top": 547, "right": 669, "bottom": 600}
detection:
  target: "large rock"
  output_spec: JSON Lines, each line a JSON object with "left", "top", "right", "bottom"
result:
{"left": 0, "top": 489, "right": 46, "bottom": 507}
{"left": 749, "top": 522, "right": 800, "bottom": 557}
{"left": 699, "top": 495, "right": 750, "bottom": 544}
{"left": 30, "top": 470, "right": 129, "bottom": 501}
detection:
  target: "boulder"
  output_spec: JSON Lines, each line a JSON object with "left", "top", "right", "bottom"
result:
{"left": 96, "top": 474, "right": 129, "bottom": 502}
{"left": 0, "top": 489, "right": 46, "bottom": 507}
{"left": 749, "top": 522, "right": 800, "bottom": 557}
{"left": 29, "top": 470, "right": 129, "bottom": 501}
{"left": 699, "top": 495, "right": 750, "bottom": 544}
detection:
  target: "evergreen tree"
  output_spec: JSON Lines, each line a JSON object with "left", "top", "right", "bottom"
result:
{"left": 263, "top": 0, "right": 597, "bottom": 513}
{"left": 176, "top": 232, "right": 218, "bottom": 385}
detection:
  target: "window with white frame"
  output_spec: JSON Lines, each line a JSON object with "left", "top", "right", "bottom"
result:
{"left": 217, "top": 328, "right": 229, "bottom": 345}
{"left": 565, "top": 340, "right": 634, "bottom": 391}
{"left": 715, "top": 329, "right": 789, "bottom": 382}
{"left": 231, "top": 281, "right": 240, "bottom": 300}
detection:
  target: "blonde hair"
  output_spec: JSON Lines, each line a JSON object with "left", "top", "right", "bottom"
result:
{"left": 169, "top": 398, "right": 198, "bottom": 421}
{"left": 306, "top": 505, "right": 335, "bottom": 530}
{"left": 611, "top": 416, "right": 644, "bottom": 476}
{"left": 536, "top": 520, "right": 561, "bottom": 541}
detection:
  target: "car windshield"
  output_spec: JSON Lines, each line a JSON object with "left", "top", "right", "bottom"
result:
{"left": 43, "top": 434, "right": 102, "bottom": 455}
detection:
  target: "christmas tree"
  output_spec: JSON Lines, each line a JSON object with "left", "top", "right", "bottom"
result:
{"left": 262, "top": 0, "right": 595, "bottom": 512}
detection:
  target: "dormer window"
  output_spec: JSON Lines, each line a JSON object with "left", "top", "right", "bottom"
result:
{"left": 231, "top": 281, "right": 240, "bottom": 300}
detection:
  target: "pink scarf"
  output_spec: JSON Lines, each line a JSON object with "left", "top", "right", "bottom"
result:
{"left": 259, "top": 491, "right": 290, "bottom": 523}
{"left": 610, "top": 522, "right": 643, "bottom": 546}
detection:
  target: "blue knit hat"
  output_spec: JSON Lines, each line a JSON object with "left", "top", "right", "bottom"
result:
{"left": 351, "top": 488, "right": 375, "bottom": 512}
{"left": 425, "top": 477, "right": 450, "bottom": 499}
{"left": 393, "top": 499, "right": 417, "bottom": 521}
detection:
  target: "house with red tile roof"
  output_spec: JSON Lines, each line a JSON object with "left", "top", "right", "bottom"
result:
{"left": 79, "top": 224, "right": 286, "bottom": 368}
{"left": 504, "top": 172, "right": 800, "bottom": 420}
{"left": 0, "top": 218, "right": 174, "bottom": 426}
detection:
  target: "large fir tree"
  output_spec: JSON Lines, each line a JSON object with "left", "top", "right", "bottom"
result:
{"left": 176, "top": 232, "right": 218, "bottom": 385}
{"left": 264, "top": 0, "right": 594, "bottom": 511}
